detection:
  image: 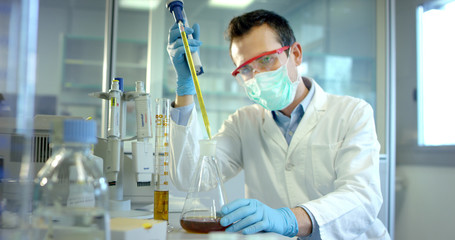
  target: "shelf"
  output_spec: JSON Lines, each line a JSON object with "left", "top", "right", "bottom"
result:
{"left": 65, "top": 59, "right": 146, "bottom": 69}
{"left": 64, "top": 34, "right": 103, "bottom": 41}
{"left": 64, "top": 34, "right": 147, "bottom": 45}
{"left": 62, "top": 82, "right": 100, "bottom": 90}
{"left": 65, "top": 59, "right": 102, "bottom": 66}
{"left": 61, "top": 34, "right": 149, "bottom": 92}
{"left": 116, "top": 62, "right": 147, "bottom": 69}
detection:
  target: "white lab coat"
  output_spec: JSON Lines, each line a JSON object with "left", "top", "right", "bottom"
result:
{"left": 169, "top": 80, "right": 390, "bottom": 239}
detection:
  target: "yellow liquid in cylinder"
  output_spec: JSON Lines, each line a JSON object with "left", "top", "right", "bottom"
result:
{"left": 154, "top": 190, "right": 169, "bottom": 221}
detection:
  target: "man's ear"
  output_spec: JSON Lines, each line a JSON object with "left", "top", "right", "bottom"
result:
{"left": 291, "top": 42, "right": 303, "bottom": 66}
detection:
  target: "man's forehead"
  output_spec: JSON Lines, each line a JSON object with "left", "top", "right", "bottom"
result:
{"left": 230, "top": 25, "right": 282, "bottom": 65}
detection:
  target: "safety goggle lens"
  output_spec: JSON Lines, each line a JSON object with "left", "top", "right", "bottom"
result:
{"left": 233, "top": 50, "right": 288, "bottom": 85}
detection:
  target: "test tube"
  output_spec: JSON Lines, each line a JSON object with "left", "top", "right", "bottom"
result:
{"left": 154, "top": 98, "right": 170, "bottom": 221}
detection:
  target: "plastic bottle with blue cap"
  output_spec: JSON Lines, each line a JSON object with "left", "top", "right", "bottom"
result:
{"left": 33, "top": 119, "right": 110, "bottom": 240}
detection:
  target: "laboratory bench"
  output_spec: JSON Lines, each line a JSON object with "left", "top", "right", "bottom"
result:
{"left": 0, "top": 212, "right": 295, "bottom": 240}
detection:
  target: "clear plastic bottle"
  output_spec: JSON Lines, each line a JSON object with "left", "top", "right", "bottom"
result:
{"left": 33, "top": 119, "right": 110, "bottom": 240}
{"left": 180, "top": 139, "right": 228, "bottom": 233}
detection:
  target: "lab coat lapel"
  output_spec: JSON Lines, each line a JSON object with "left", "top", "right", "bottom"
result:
{"left": 262, "top": 109, "right": 288, "bottom": 152}
{"left": 288, "top": 82, "right": 328, "bottom": 153}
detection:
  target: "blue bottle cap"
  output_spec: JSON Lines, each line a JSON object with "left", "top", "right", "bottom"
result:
{"left": 63, "top": 119, "right": 97, "bottom": 144}
{"left": 114, "top": 77, "right": 124, "bottom": 92}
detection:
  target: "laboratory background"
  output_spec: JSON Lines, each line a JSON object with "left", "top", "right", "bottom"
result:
{"left": 1, "top": 0, "right": 454, "bottom": 239}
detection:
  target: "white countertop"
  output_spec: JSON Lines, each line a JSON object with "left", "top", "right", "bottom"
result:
{"left": 0, "top": 211, "right": 296, "bottom": 240}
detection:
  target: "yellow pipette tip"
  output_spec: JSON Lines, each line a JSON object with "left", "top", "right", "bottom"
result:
{"left": 179, "top": 22, "right": 212, "bottom": 139}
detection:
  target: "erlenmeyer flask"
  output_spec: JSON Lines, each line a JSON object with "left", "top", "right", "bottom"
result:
{"left": 180, "top": 139, "right": 228, "bottom": 233}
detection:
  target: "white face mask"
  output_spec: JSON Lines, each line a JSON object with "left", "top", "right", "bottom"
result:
{"left": 244, "top": 61, "right": 299, "bottom": 111}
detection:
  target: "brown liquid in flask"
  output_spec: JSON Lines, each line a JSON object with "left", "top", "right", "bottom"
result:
{"left": 180, "top": 217, "right": 228, "bottom": 233}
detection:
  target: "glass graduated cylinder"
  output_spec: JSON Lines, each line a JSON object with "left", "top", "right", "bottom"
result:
{"left": 154, "top": 98, "right": 170, "bottom": 221}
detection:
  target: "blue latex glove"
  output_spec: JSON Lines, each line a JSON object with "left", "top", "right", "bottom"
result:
{"left": 167, "top": 22, "right": 202, "bottom": 96}
{"left": 220, "top": 199, "right": 299, "bottom": 237}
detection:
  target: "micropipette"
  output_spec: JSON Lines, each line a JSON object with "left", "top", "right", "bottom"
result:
{"left": 166, "top": 0, "right": 203, "bottom": 75}
{"left": 166, "top": 0, "right": 212, "bottom": 139}
{"left": 132, "top": 81, "right": 154, "bottom": 186}
{"left": 108, "top": 79, "right": 121, "bottom": 138}
{"left": 106, "top": 79, "right": 122, "bottom": 186}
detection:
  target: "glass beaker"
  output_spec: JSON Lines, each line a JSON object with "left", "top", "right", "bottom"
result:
{"left": 180, "top": 139, "right": 228, "bottom": 233}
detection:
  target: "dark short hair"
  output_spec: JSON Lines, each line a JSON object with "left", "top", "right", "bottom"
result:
{"left": 225, "top": 9, "right": 296, "bottom": 50}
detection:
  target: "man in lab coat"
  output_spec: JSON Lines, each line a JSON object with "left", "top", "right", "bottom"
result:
{"left": 167, "top": 9, "right": 390, "bottom": 239}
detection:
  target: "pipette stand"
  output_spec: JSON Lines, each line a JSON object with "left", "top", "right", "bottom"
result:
{"left": 91, "top": 82, "right": 155, "bottom": 217}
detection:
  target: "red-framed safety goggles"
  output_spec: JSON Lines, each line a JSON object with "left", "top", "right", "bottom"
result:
{"left": 231, "top": 46, "right": 290, "bottom": 78}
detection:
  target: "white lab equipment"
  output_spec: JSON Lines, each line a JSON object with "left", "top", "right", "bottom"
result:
{"left": 133, "top": 81, "right": 153, "bottom": 142}
{"left": 90, "top": 78, "right": 125, "bottom": 207}
{"left": 131, "top": 81, "right": 154, "bottom": 185}
{"left": 33, "top": 119, "right": 110, "bottom": 240}
{"left": 90, "top": 79, "right": 168, "bottom": 217}
{"left": 106, "top": 79, "right": 122, "bottom": 187}
{"left": 108, "top": 79, "right": 122, "bottom": 138}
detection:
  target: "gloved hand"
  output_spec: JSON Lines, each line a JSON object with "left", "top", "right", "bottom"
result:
{"left": 220, "top": 199, "right": 298, "bottom": 237}
{"left": 167, "top": 22, "right": 202, "bottom": 96}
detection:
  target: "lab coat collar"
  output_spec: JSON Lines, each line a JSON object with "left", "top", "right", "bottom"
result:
{"left": 262, "top": 78, "right": 328, "bottom": 153}
{"left": 288, "top": 80, "right": 328, "bottom": 153}
{"left": 263, "top": 109, "right": 288, "bottom": 151}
